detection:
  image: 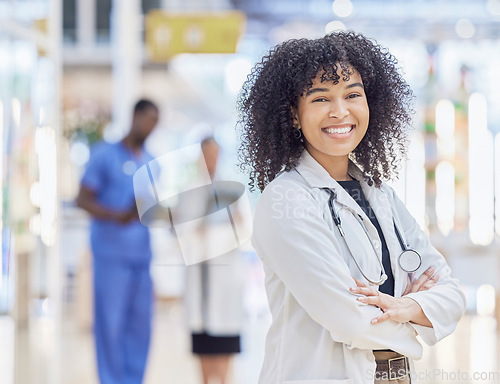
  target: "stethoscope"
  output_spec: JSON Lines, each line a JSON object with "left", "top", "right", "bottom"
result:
{"left": 325, "top": 189, "right": 422, "bottom": 285}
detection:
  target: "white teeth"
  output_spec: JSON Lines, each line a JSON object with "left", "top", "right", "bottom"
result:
{"left": 324, "top": 126, "right": 353, "bottom": 134}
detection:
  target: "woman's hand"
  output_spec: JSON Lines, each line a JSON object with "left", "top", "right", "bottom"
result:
{"left": 350, "top": 277, "right": 433, "bottom": 327}
{"left": 402, "top": 266, "right": 439, "bottom": 296}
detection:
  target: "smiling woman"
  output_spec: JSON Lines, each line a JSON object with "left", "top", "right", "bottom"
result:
{"left": 237, "top": 31, "right": 465, "bottom": 384}
{"left": 294, "top": 69, "right": 369, "bottom": 181}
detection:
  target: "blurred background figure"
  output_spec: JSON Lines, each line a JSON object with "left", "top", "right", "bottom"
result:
{"left": 76, "top": 99, "right": 159, "bottom": 384}
{"left": 184, "top": 137, "right": 245, "bottom": 384}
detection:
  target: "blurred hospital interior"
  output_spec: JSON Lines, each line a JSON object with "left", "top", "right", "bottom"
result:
{"left": 2, "top": 0, "right": 500, "bottom": 383}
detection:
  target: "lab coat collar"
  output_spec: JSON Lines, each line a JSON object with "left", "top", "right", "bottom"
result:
{"left": 294, "top": 149, "right": 356, "bottom": 189}
{"left": 293, "top": 150, "right": 367, "bottom": 218}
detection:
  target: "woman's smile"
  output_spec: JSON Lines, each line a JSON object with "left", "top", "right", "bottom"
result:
{"left": 321, "top": 124, "right": 355, "bottom": 136}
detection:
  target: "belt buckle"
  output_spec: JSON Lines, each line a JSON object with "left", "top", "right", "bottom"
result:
{"left": 388, "top": 356, "right": 408, "bottom": 381}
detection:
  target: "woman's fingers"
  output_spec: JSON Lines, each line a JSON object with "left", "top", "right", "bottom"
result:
{"left": 410, "top": 267, "right": 436, "bottom": 293}
{"left": 371, "top": 312, "right": 391, "bottom": 324}
{"left": 356, "top": 295, "right": 382, "bottom": 306}
{"left": 402, "top": 267, "right": 439, "bottom": 296}
{"left": 353, "top": 267, "right": 439, "bottom": 303}
{"left": 350, "top": 285, "right": 379, "bottom": 297}
{"left": 353, "top": 270, "right": 437, "bottom": 325}
{"left": 359, "top": 296, "right": 421, "bottom": 324}
{"left": 421, "top": 274, "right": 439, "bottom": 290}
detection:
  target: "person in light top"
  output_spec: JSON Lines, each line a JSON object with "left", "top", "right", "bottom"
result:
{"left": 238, "top": 31, "right": 465, "bottom": 384}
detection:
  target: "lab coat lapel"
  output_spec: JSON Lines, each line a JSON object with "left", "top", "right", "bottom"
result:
{"left": 295, "top": 153, "right": 413, "bottom": 296}
{"left": 297, "top": 153, "right": 411, "bottom": 292}
{"left": 360, "top": 182, "right": 407, "bottom": 297}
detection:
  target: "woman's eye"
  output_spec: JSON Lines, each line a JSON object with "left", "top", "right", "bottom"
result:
{"left": 346, "top": 93, "right": 361, "bottom": 99}
{"left": 312, "top": 97, "right": 328, "bottom": 103}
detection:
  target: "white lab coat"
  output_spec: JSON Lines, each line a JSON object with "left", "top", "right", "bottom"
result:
{"left": 185, "top": 245, "right": 245, "bottom": 335}
{"left": 183, "top": 176, "right": 247, "bottom": 336}
{"left": 252, "top": 150, "right": 466, "bottom": 384}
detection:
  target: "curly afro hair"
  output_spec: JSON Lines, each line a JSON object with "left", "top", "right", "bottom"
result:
{"left": 237, "top": 31, "right": 414, "bottom": 192}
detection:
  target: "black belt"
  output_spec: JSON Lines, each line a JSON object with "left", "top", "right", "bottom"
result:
{"left": 375, "top": 353, "right": 409, "bottom": 381}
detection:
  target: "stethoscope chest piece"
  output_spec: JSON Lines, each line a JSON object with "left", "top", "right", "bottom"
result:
{"left": 398, "top": 249, "right": 421, "bottom": 273}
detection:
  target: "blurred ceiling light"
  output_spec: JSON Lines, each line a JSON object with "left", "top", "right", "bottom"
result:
{"left": 495, "top": 134, "right": 500, "bottom": 236}
{"left": 35, "top": 126, "right": 57, "bottom": 247}
{"left": 41, "top": 297, "right": 51, "bottom": 316}
{"left": 29, "top": 213, "right": 41, "bottom": 236}
{"left": 470, "top": 311, "right": 496, "bottom": 372}
{"left": 435, "top": 99, "right": 455, "bottom": 159}
{"left": 487, "top": 0, "right": 500, "bottom": 15}
{"left": 38, "top": 107, "right": 45, "bottom": 127}
{"left": 11, "top": 98, "right": 21, "bottom": 128}
{"left": 477, "top": 284, "right": 496, "bottom": 317}
{"left": 468, "top": 93, "right": 494, "bottom": 245}
{"left": 0, "top": 101, "right": 3, "bottom": 284}
{"left": 325, "top": 20, "right": 346, "bottom": 34}
{"left": 405, "top": 132, "right": 426, "bottom": 229}
{"left": 435, "top": 161, "right": 455, "bottom": 236}
{"left": 455, "top": 18, "right": 475, "bottom": 39}
{"left": 332, "top": 0, "right": 353, "bottom": 18}
{"left": 30, "top": 181, "right": 41, "bottom": 208}
{"left": 435, "top": 99, "right": 455, "bottom": 138}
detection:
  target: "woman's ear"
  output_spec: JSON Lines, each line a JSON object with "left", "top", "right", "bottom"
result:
{"left": 290, "top": 107, "right": 303, "bottom": 140}
{"left": 291, "top": 108, "right": 299, "bottom": 126}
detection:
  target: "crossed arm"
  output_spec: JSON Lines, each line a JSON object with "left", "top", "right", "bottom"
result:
{"left": 350, "top": 266, "right": 439, "bottom": 327}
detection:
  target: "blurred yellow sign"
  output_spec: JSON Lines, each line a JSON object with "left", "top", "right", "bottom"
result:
{"left": 145, "top": 10, "right": 246, "bottom": 62}
{"left": 34, "top": 18, "right": 48, "bottom": 57}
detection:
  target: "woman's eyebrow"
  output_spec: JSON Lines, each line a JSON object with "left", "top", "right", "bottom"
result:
{"left": 305, "top": 82, "right": 364, "bottom": 96}
{"left": 345, "top": 82, "right": 364, "bottom": 89}
{"left": 305, "top": 87, "right": 329, "bottom": 96}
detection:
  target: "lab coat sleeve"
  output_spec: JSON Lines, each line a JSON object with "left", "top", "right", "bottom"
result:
{"left": 252, "top": 179, "right": 423, "bottom": 358}
{"left": 388, "top": 187, "right": 466, "bottom": 346}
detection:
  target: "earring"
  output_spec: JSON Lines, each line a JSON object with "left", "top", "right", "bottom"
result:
{"left": 293, "top": 124, "right": 302, "bottom": 140}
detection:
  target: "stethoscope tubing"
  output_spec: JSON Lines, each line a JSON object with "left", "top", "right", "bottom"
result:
{"left": 325, "top": 188, "right": 421, "bottom": 285}
{"left": 326, "top": 189, "right": 388, "bottom": 285}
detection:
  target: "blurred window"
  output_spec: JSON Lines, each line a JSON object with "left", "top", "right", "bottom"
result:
{"left": 142, "top": 0, "right": 161, "bottom": 14}
{"left": 96, "top": 0, "right": 112, "bottom": 44}
{"left": 141, "top": 0, "right": 160, "bottom": 41}
{"left": 94, "top": 0, "right": 160, "bottom": 44}
{"left": 63, "top": 0, "right": 77, "bottom": 44}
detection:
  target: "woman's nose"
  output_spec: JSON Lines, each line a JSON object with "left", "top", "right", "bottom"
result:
{"left": 328, "top": 101, "right": 349, "bottom": 119}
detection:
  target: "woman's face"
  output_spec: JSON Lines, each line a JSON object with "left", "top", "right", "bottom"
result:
{"left": 294, "top": 68, "right": 369, "bottom": 170}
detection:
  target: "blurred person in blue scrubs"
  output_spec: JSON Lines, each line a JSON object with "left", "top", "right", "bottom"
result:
{"left": 77, "top": 99, "right": 159, "bottom": 384}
